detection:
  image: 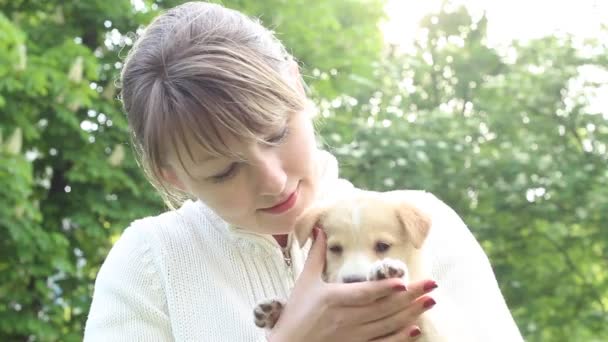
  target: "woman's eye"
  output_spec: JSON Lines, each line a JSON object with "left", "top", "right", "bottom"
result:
{"left": 210, "top": 163, "right": 239, "bottom": 183}
{"left": 266, "top": 126, "right": 290, "bottom": 144}
{"left": 374, "top": 242, "right": 391, "bottom": 253}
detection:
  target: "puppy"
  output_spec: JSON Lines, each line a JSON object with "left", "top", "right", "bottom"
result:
{"left": 254, "top": 189, "right": 460, "bottom": 341}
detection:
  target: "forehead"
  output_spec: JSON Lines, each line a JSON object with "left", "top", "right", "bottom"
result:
{"left": 320, "top": 197, "right": 402, "bottom": 237}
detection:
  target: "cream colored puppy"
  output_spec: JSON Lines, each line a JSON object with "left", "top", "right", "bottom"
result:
{"left": 294, "top": 190, "right": 431, "bottom": 285}
{"left": 254, "top": 189, "right": 465, "bottom": 341}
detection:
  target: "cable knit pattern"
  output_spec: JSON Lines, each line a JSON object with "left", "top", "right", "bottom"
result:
{"left": 84, "top": 151, "right": 523, "bottom": 341}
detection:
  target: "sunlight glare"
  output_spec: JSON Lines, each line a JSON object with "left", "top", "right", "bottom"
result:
{"left": 382, "top": 0, "right": 608, "bottom": 49}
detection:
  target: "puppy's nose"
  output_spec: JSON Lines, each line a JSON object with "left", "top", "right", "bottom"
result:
{"left": 342, "top": 275, "right": 366, "bottom": 283}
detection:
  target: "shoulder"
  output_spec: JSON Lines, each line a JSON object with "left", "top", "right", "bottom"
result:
{"left": 99, "top": 200, "right": 227, "bottom": 277}
{"left": 127, "top": 199, "right": 226, "bottom": 249}
{"left": 91, "top": 200, "right": 228, "bottom": 303}
{"left": 95, "top": 222, "right": 156, "bottom": 285}
{"left": 315, "top": 149, "right": 357, "bottom": 201}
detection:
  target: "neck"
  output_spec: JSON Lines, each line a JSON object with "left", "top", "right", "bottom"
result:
{"left": 273, "top": 234, "right": 288, "bottom": 248}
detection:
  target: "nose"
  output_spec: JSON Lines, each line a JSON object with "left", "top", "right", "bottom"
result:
{"left": 255, "top": 150, "right": 287, "bottom": 196}
{"left": 342, "top": 275, "right": 366, "bottom": 283}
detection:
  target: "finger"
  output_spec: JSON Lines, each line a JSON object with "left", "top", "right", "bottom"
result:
{"left": 369, "top": 325, "right": 421, "bottom": 342}
{"left": 407, "top": 326, "right": 422, "bottom": 340}
{"left": 401, "top": 279, "right": 438, "bottom": 300}
{"left": 327, "top": 277, "right": 407, "bottom": 306}
{"left": 346, "top": 291, "right": 415, "bottom": 324}
{"left": 300, "top": 227, "right": 327, "bottom": 277}
{"left": 333, "top": 278, "right": 438, "bottom": 321}
{"left": 358, "top": 295, "right": 436, "bottom": 339}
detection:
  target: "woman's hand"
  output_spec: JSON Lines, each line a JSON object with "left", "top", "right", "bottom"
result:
{"left": 268, "top": 228, "right": 437, "bottom": 342}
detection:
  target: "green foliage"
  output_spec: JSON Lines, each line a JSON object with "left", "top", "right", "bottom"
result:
{"left": 1, "top": 0, "right": 606, "bottom": 341}
{"left": 1, "top": 1, "right": 162, "bottom": 340}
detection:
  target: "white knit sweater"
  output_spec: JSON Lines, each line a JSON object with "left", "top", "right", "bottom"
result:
{"left": 84, "top": 152, "right": 523, "bottom": 341}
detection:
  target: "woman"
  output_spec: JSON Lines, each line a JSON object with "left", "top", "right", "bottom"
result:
{"left": 84, "top": 2, "right": 523, "bottom": 341}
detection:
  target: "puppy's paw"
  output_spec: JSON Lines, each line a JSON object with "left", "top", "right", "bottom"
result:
{"left": 368, "top": 258, "right": 408, "bottom": 281}
{"left": 253, "top": 298, "right": 285, "bottom": 329}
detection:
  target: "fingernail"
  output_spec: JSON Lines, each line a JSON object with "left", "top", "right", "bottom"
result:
{"left": 423, "top": 298, "right": 436, "bottom": 308}
{"left": 423, "top": 280, "right": 438, "bottom": 292}
{"left": 392, "top": 284, "right": 407, "bottom": 292}
{"left": 409, "top": 327, "right": 421, "bottom": 337}
{"left": 312, "top": 228, "right": 319, "bottom": 240}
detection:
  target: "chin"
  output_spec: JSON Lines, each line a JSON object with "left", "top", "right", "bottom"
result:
{"left": 270, "top": 213, "right": 300, "bottom": 235}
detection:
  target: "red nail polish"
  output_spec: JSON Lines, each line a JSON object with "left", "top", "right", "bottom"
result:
{"left": 392, "top": 284, "right": 407, "bottom": 292}
{"left": 423, "top": 281, "right": 438, "bottom": 292}
{"left": 423, "top": 298, "right": 436, "bottom": 308}
{"left": 409, "top": 328, "right": 421, "bottom": 337}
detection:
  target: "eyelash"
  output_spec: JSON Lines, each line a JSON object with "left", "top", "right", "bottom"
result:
{"left": 266, "top": 126, "right": 290, "bottom": 145}
{"left": 209, "top": 127, "right": 290, "bottom": 184}
{"left": 210, "top": 163, "right": 240, "bottom": 183}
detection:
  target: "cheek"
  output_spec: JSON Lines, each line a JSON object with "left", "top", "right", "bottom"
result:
{"left": 283, "top": 140, "right": 313, "bottom": 171}
{"left": 283, "top": 120, "right": 316, "bottom": 170}
{"left": 191, "top": 180, "right": 253, "bottom": 217}
{"left": 324, "top": 255, "right": 342, "bottom": 282}
{"left": 385, "top": 243, "right": 410, "bottom": 261}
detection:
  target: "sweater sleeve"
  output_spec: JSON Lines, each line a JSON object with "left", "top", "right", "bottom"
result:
{"left": 84, "top": 224, "right": 173, "bottom": 341}
{"left": 424, "top": 193, "right": 524, "bottom": 342}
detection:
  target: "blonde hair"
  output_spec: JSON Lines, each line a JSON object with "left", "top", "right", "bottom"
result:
{"left": 119, "top": 1, "right": 307, "bottom": 208}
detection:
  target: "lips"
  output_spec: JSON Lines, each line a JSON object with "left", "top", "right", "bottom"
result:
{"left": 260, "top": 186, "right": 299, "bottom": 215}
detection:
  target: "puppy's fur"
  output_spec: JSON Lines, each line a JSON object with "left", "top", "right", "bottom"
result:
{"left": 294, "top": 190, "right": 431, "bottom": 284}
{"left": 254, "top": 189, "right": 464, "bottom": 341}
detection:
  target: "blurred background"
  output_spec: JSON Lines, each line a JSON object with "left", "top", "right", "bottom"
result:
{"left": 1, "top": 0, "right": 606, "bottom": 340}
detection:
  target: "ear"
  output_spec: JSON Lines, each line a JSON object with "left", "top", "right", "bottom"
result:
{"left": 395, "top": 203, "right": 431, "bottom": 249}
{"left": 160, "top": 167, "right": 187, "bottom": 192}
{"left": 294, "top": 205, "right": 327, "bottom": 247}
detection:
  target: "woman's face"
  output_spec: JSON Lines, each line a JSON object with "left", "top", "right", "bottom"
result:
{"left": 164, "top": 108, "right": 320, "bottom": 235}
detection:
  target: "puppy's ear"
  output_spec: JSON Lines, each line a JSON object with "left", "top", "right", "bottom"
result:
{"left": 294, "top": 206, "right": 327, "bottom": 247}
{"left": 395, "top": 204, "right": 431, "bottom": 249}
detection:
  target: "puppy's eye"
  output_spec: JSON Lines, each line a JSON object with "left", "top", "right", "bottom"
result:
{"left": 328, "top": 245, "right": 343, "bottom": 254}
{"left": 374, "top": 242, "right": 391, "bottom": 253}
